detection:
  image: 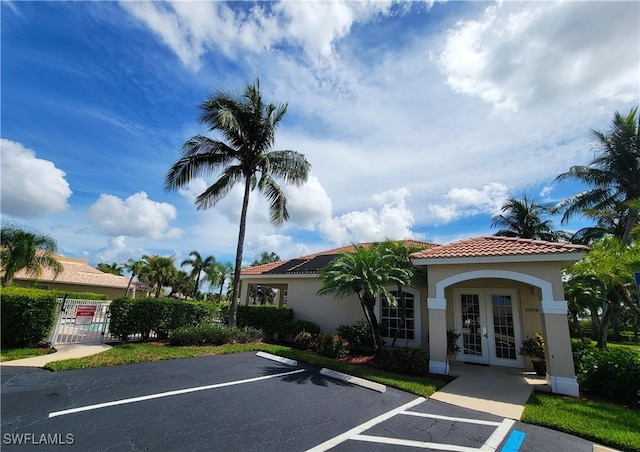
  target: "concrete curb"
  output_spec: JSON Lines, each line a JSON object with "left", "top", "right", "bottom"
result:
{"left": 256, "top": 352, "right": 297, "bottom": 367}
{"left": 320, "top": 368, "right": 386, "bottom": 393}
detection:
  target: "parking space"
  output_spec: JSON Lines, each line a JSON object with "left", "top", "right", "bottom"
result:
{"left": 1, "top": 352, "right": 593, "bottom": 451}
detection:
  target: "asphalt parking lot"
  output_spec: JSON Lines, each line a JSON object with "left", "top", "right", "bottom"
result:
{"left": 1, "top": 352, "right": 594, "bottom": 451}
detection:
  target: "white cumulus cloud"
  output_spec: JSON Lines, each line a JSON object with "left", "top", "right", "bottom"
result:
{"left": 90, "top": 191, "right": 183, "bottom": 239}
{"left": 0, "top": 139, "right": 72, "bottom": 217}
{"left": 285, "top": 175, "right": 333, "bottom": 230}
{"left": 438, "top": 2, "right": 639, "bottom": 110}
{"left": 427, "top": 183, "right": 509, "bottom": 224}
{"left": 319, "top": 187, "right": 422, "bottom": 245}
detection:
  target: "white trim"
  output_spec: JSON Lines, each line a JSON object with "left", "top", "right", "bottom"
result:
{"left": 378, "top": 286, "right": 421, "bottom": 348}
{"left": 541, "top": 299, "right": 569, "bottom": 315}
{"left": 434, "top": 269, "right": 554, "bottom": 302}
{"left": 427, "top": 297, "right": 447, "bottom": 310}
{"left": 429, "top": 360, "right": 449, "bottom": 375}
{"left": 547, "top": 375, "right": 579, "bottom": 397}
{"left": 411, "top": 252, "right": 586, "bottom": 266}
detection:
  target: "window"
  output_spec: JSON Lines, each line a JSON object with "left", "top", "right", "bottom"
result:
{"left": 380, "top": 290, "right": 415, "bottom": 341}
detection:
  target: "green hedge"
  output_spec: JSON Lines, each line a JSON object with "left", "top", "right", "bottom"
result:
{"left": 0, "top": 287, "right": 108, "bottom": 348}
{"left": 220, "top": 305, "right": 294, "bottom": 340}
{"left": 1, "top": 287, "right": 57, "bottom": 348}
{"left": 573, "top": 341, "right": 640, "bottom": 404}
{"left": 374, "top": 347, "right": 429, "bottom": 376}
{"left": 169, "top": 324, "right": 263, "bottom": 346}
{"left": 109, "top": 298, "right": 220, "bottom": 341}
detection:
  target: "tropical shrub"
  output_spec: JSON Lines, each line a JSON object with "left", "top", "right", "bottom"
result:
{"left": 220, "top": 304, "right": 294, "bottom": 341}
{"left": 375, "top": 347, "right": 429, "bottom": 376}
{"left": 289, "top": 319, "right": 321, "bottom": 336}
{"left": 572, "top": 341, "right": 640, "bottom": 404}
{"left": 337, "top": 321, "right": 375, "bottom": 352}
{"left": 0, "top": 287, "right": 57, "bottom": 347}
{"left": 169, "top": 324, "right": 262, "bottom": 346}
{"left": 316, "top": 333, "right": 349, "bottom": 358}
{"left": 108, "top": 298, "right": 219, "bottom": 341}
{"left": 293, "top": 331, "right": 316, "bottom": 350}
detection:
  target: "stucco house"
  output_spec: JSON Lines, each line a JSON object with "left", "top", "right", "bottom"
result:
{"left": 240, "top": 236, "right": 589, "bottom": 397}
{"left": 11, "top": 253, "right": 134, "bottom": 299}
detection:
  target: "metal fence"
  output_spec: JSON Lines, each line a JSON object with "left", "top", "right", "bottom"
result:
{"left": 48, "top": 297, "right": 158, "bottom": 344}
{"left": 48, "top": 298, "right": 116, "bottom": 344}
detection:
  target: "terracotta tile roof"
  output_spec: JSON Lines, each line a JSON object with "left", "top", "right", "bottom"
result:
{"left": 13, "top": 254, "right": 130, "bottom": 288}
{"left": 241, "top": 240, "right": 435, "bottom": 276}
{"left": 410, "top": 236, "right": 589, "bottom": 260}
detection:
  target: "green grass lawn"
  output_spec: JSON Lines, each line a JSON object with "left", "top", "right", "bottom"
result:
{"left": 0, "top": 346, "right": 55, "bottom": 362}
{"left": 27, "top": 341, "right": 640, "bottom": 451}
{"left": 522, "top": 391, "right": 640, "bottom": 452}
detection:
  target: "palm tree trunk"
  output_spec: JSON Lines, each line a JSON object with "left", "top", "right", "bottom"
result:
{"left": 229, "top": 176, "right": 252, "bottom": 327}
{"left": 125, "top": 274, "right": 134, "bottom": 297}
{"left": 194, "top": 272, "right": 201, "bottom": 298}
{"left": 621, "top": 208, "right": 639, "bottom": 246}
{"left": 218, "top": 276, "right": 225, "bottom": 301}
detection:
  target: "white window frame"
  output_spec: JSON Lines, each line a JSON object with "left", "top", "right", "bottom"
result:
{"left": 378, "top": 286, "right": 421, "bottom": 348}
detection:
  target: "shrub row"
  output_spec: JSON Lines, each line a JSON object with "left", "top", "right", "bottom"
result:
{"left": 169, "top": 324, "right": 263, "bottom": 346}
{"left": 109, "top": 298, "right": 220, "bottom": 341}
{"left": 219, "top": 305, "right": 297, "bottom": 341}
{"left": 1, "top": 287, "right": 58, "bottom": 348}
{"left": 572, "top": 341, "right": 640, "bottom": 404}
{"left": 293, "top": 331, "right": 349, "bottom": 358}
{"left": 374, "top": 347, "right": 429, "bottom": 376}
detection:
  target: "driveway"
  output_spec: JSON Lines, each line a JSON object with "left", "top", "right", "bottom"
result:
{"left": 1, "top": 352, "right": 594, "bottom": 451}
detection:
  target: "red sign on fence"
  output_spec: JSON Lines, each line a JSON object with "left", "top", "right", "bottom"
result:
{"left": 75, "top": 305, "right": 96, "bottom": 325}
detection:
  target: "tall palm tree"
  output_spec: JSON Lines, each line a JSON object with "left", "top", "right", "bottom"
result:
{"left": 181, "top": 250, "right": 215, "bottom": 298}
{"left": 140, "top": 255, "right": 176, "bottom": 298}
{"left": 491, "top": 195, "right": 566, "bottom": 241}
{"left": 204, "top": 261, "right": 234, "bottom": 301}
{"left": 379, "top": 240, "right": 427, "bottom": 346}
{"left": 1, "top": 225, "right": 63, "bottom": 287}
{"left": 317, "top": 244, "right": 410, "bottom": 351}
{"left": 165, "top": 79, "right": 311, "bottom": 325}
{"left": 251, "top": 251, "right": 280, "bottom": 267}
{"left": 97, "top": 262, "right": 124, "bottom": 276}
{"left": 554, "top": 107, "right": 640, "bottom": 246}
{"left": 124, "top": 258, "right": 145, "bottom": 297}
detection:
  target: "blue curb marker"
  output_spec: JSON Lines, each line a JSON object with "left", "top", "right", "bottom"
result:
{"left": 501, "top": 430, "right": 526, "bottom": 452}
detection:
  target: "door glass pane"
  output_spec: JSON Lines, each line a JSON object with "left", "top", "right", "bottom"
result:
{"left": 492, "top": 295, "right": 516, "bottom": 359}
{"left": 461, "top": 294, "right": 482, "bottom": 356}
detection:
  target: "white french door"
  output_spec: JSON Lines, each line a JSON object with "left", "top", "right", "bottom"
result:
{"left": 454, "top": 289, "right": 523, "bottom": 368}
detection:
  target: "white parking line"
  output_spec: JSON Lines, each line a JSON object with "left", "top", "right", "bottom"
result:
{"left": 49, "top": 369, "right": 305, "bottom": 418}
{"left": 306, "top": 397, "right": 426, "bottom": 452}
{"left": 307, "top": 396, "right": 515, "bottom": 452}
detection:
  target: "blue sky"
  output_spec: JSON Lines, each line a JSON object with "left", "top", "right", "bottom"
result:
{"left": 2, "top": 1, "right": 639, "bottom": 271}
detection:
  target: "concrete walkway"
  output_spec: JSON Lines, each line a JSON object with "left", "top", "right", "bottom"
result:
{"left": 0, "top": 343, "right": 112, "bottom": 367}
{"left": 430, "top": 362, "right": 548, "bottom": 419}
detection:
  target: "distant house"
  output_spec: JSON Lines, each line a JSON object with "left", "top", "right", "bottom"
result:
{"left": 240, "top": 236, "right": 588, "bottom": 397}
{"left": 12, "top": 253, "right": 134, "bottom": 299}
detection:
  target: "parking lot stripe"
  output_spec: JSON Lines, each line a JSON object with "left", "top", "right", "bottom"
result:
{"left": 305, "top": 396, "right": 426, "bottom": 452}
{"left": 481, "top": 418, "right": 516, "bottom": 451}
{"left": 402, "top": 411, "right": 503, "bottom": 426}
{"left": 500, "top": 430, "right": 525, "bottom": 452}
{"left": 48, "top": 369, "right": 305, "bottom": 418}
{"left": 352, "top": 434, "right": 483, "bottom": 452}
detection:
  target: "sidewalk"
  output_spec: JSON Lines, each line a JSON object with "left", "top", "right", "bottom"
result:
{"left": 0, "top": 343, "right": 112, "bottom": 367}
{"left": 431, "top": 362, "right": 546, "bottom": 419}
